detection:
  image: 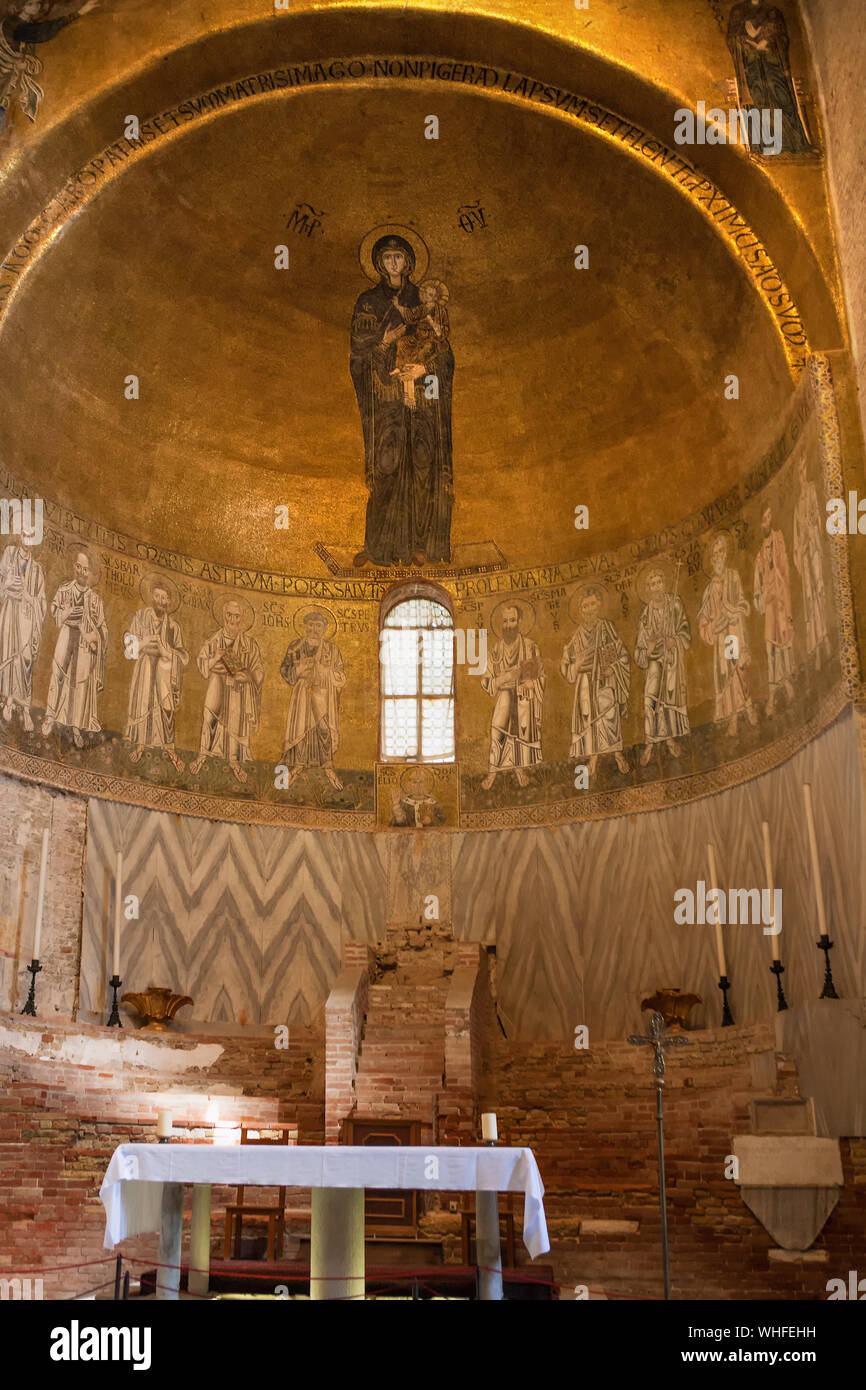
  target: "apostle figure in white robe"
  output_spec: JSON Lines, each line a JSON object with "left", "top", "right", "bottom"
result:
{"left": 793, "top": 457, "right": 830, "bottom": 672}
{"left": 41, "top": 550, "right": 107, "bottom": 748}
{"left": 189, "top": 599, "right": 264, "bottom": 783}
{"left": 698, "top": 534, "right": 757, "bottom": 737}
{"left": 634, "top": 567, "right": 691, "bottom": 765}
{"left": 279, "top": 610, "right": 345, "bottom": 790}
{"left": 753, "top": 503, "right": 795, "bottom": 715}
{"left": 0, "top": 534, "right": 45, "bottom": 731}
{"left": 560, "top": 588, "right": 630, "bottom": 777}
{"left": 481, "top": 603, "right": 545, "bottom": 789}
{"left": 123, "top": 579, "right": 188, "bottom": 770}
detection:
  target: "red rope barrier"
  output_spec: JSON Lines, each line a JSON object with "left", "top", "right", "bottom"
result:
{"left": 115, "top": 1254, "right": 661, "bottom": 1300}
{"left": 71, "top": 1277, "right": 120, "bottom": 1300}
{"left": 3, "top": 1256, "right": 116, "bottom": 1276}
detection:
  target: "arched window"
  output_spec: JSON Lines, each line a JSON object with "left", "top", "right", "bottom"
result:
{"left": 379, "top": 587, "right": 455, "bottom": 762}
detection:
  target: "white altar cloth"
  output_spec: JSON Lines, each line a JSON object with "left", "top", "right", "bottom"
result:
{"left": 100, "top": 1144, "right": 549, "bottom": 1258}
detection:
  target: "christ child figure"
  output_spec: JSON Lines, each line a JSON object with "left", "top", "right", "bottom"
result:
{"left": 393, "top": 279, "right": 451, "bottom": 408}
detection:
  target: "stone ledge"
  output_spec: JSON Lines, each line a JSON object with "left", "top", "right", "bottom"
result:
{"left": 578, "top": 1219, "right": 640, "bottom": 1236}
{"left": 768, "top": 1248, "right": 829, "bottom": 1264}
{"left": 732, "top": 1135, "right": 844, "bottom": 1186}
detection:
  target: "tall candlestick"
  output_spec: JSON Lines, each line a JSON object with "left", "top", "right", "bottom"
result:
{"left": 113, "top": 850, "right": 123, "bottom": 978}
{"left": 707, "top": 842, "right": 727, "bottom": 977}
{"left": 761, "top": 821, "right": 780, "bottom": 961}
{"left": 802, "top": 784, "right": 828, "bottom": 938}
{"left": 32, "top": 828, "right": 49, "bottom": 960}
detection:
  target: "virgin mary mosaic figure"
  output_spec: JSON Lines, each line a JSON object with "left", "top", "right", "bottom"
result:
{"left": 350, "top": 226, "right": 454, "bottom": 568}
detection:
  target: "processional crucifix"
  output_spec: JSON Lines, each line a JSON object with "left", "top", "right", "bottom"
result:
{"left": 627, "top": 1011, "right": 688, "bottom": 1300}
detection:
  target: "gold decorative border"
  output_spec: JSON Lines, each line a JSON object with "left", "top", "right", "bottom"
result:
{"left": 0, "top": 746, "right": 376, "bottom": 829}
{"left": 809, "top": 355, "right": 863, "bottom": 701}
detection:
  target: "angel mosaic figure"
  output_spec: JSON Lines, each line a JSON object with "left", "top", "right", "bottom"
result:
{"left": 0, "top": 1, "right": 97, "bottom": 132}
{"left": 725, "top": 0, "right": 813, "bottom": 154}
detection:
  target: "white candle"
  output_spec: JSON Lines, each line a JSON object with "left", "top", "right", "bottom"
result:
{"left": 481, "top": 1112, "right": 498, "bottom": 1142}
{"left": 113, "top": 850, "right": 123, "bottom": 978}
{"left": 761, "top": 821, "right": 780, "bottom": 961}
{"left": 157, "top": 1110, "right": 173, "bottom": 1138}
{"left": 32, "top": 828, "right": 49, "bottom": 961}
{"left": 707, "top": 842, "right": 727, "bottom": 977}
{"left": 802, "top": 783, "right": 828, "bottom": 938}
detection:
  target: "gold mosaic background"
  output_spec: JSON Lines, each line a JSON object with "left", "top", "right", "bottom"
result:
{"left": 1, "top": 1, "right": 863, "bottom": 829}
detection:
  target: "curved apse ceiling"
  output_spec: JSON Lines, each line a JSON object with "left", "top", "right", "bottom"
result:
{"left": 1, "top": 59, "right": 797, "bottom": 574}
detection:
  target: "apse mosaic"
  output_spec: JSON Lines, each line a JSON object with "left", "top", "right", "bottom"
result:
{"left": 0, "top": 2, "right": 850, "bottom": 830}
{"left": 0, "top": 356, "right": 851, "bottom": 829}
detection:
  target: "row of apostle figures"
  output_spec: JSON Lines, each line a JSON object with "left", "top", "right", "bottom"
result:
{"left": 0, "top": 471, "right": 829, "bottom": 786}
{"left": 0, "top": 549, "right": 344, "bottom": 785}
{"left": 481, "top": 483, "right": 829, "bottom": 786}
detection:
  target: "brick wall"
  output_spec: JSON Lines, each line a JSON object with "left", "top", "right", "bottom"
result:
{"left": 491, "top": 1025, "right": 866, "bottom": 1299}
{"left": 0, "top": 1012, "right": 322, "bottom": 1298}
{"left": 3, "top": 1000, "right": 865, "bottom": 1300}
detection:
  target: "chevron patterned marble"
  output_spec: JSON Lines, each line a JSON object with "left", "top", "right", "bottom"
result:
{"left": 80, "top": 811, "right": 387, "bottom": 1025}
{"left": 80, "top": 711, "right": 863, "bottom": 1039}
{"left": 451, "top": 710, "right": 865, "bottom": 1040}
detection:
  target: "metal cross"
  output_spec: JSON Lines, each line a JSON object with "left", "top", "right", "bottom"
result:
{"left": 627, "top": 1010, "right": 688, "bottom": 1082}
{"left": 626, "top": 1010, "right": 688, "bottom": 1300}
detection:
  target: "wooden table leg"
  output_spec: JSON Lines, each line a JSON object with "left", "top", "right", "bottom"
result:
{"left": 310, "top": 1188, "right": 365, "bottom": 1301}
{"left": 156, "top": 1183, "right": 184, "bottom": 1300}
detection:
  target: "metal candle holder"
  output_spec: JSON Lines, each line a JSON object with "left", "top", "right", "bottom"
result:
{"left": 19, "top": 958, "right": 42, "bottom": 1017}
{"left": 816, "top": 935, "right": 839, "bottom": 1000}
{"left": 770, "top": 959, "right": 788, "bottom": 1011}
{"left": 107, "top": 974, "right": 123, "bottom": 1027}
{"left": 717, "top": 974, "right": 734, "bottom": 1027}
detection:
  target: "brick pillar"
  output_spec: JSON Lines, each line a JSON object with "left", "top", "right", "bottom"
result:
{"left": 441, "top": 945, "right": 482, "bottom": 1145}
{"left": 324, "top": 950, "right": 371, "bottom": 1144}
